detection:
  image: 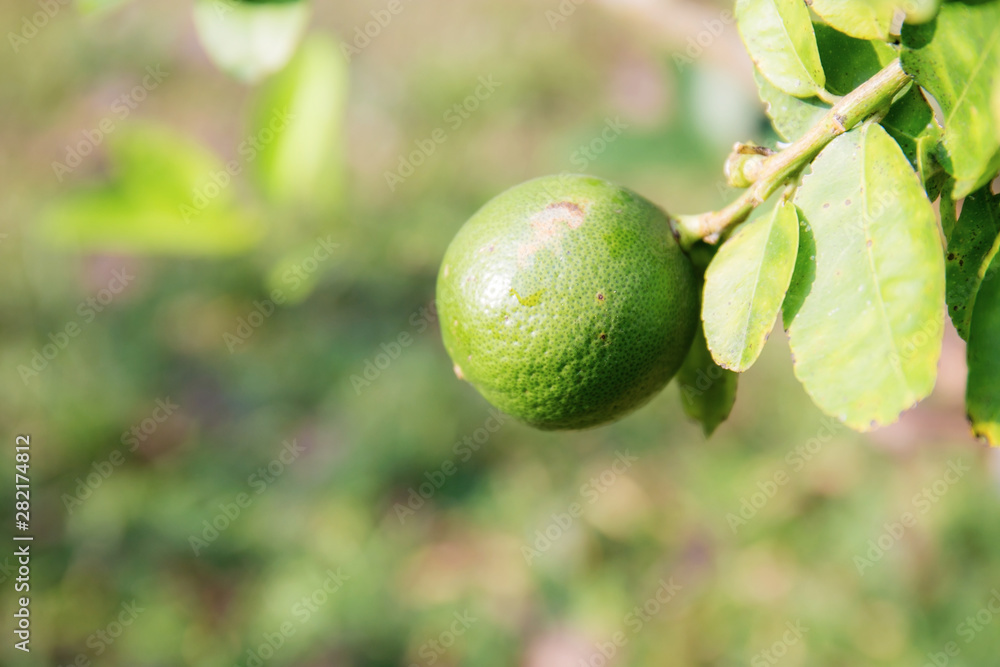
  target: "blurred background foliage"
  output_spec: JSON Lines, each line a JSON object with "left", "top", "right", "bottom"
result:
{"left": 1, "top": 0, "right": 999, "bottom": 665}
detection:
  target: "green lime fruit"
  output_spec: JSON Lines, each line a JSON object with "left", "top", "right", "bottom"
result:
{"left": 436, "top": 174, "right": 700, "bottom": 430}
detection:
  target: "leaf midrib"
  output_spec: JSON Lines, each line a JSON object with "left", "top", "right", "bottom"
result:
{"left": 769, "top": 0, "right": 820, "bottom": 90}
{"left": 943, "top": 20, "right": 1000, "bottom": 128}
{"left": 733, "top": 210, "right": 781, "bottom": 368}
{"left": 859, "top": 127, "right": 914, "bottom": 402}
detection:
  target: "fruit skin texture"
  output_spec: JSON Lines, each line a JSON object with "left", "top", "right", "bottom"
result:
{"left": 436, "top": 174, "right": 700, "bottom": 430}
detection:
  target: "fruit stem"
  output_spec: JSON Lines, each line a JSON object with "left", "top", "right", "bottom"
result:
{"left": 672, "top": 59, "right": 913, "bottom": 250}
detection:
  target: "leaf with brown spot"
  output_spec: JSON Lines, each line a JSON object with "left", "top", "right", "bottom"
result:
{"left": 791, "top": 124, "right": 945, "bottom": 431}
{"left": 946, "top": 187, "right": 1000, "bottom": 341}
{"left": 967, "top": 253, "right": 1000, "bottom": 445}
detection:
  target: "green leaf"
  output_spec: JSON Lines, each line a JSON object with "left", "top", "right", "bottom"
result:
{"left": 677, "top": 325, "right": 738, "bottom": 437}
{"left": 881, "top": 86, "right": 938, "bottom": 168}
{"left": 810, "top": 0, "right": 895, "bottom": 41}
{"left": 41, "top": 125, "right": 262, "bottom": 255}
{"left": 995, "top": 76, "right": 1000, "bottom": 135}
{"left": 753, "top": 70, "right": 828, "bottom": 142}
{"left": 967, "top": 253, "right": 1000, "bottom": 446}
{"left": 250, "top": 34, "right": 348, "bottom": 205}
{"left": 902, "top": 3, "right": 1000, "bottom": 198}
{"left": 939, "top": 183, "right": 957, "bottom": 240}
{"left": 814, "top": 23, "right": 897, "bottom": 97}
{"left": 781, "top": 209, "right": 816, "bottom": 330}
{"left": 754, "top": 24, "right": 906, "bottom": 144}
{"left": 913, "top": 123, "right": 945, "bottom": 198}
{"left": 736, "top": 0, "right": 826, "bottom": 98}
{"left": 945, "top": 188, "right": 1000, "bottom": 341}
{"left": 790, "top": 123, "right": 945, "bottom": 431}
{"left": 810, "top": 23, "right": 941, "bottom": 172}
{"left": 193, "top": 0, "right": 311, "bottom": 83}
{"left": 703, "top": 199, "right": 799, "bottom": 372}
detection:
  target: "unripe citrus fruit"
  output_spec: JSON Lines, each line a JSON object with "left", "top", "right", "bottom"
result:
{"left": 436, "top": 174, "right": 700, "bottom": 430}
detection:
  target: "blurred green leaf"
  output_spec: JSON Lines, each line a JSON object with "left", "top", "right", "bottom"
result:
{"left": 902, "top": 3, "right": 1000, "bottom": 198}
{"left": 736, "top": 0, "right": 826, "bottom": 98}
{"left": 703, "top": 199, "right": 798, "bottom": 372}
{"left": 967, "top": 253, "right": 1000, "bottom": 446}
{"left": 193, "top": 0, "right": 311, "bottom": 83}
{"left": 946, "top": 187, "right": 1000, "bottom": 341}
{"left": 677, "top": 325, "right": 738, "bottom": 437}
{"left": 791, "top": 123, "right": 944, "bottom": 431}
{"left": 42, "top": 124, "right": 262, "bottom": 255}
{"left": 249, "top": 34, "right": 348, "bottom": 205}
{"left": 265, "top": 236, "right": 340, "bottom": 304}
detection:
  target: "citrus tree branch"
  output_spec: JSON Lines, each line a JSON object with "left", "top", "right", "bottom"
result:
{"left": 672, "top": 59, "right": 913, "bottom": 249}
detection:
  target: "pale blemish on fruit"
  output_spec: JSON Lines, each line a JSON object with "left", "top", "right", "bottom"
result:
{"left": 509, "top": 288, "right": 543, "bottom": 306}
{"left": 443, "top": 264, "right": 450, "bottom": 277}
{"left": 550, "top": 201, "right": 586, "bottom": 228}
{"left": 453, "top": 364, "right": 465, "bottom": 380}
{"left": 517, "top": 201, "right": 590, "bottom": 265}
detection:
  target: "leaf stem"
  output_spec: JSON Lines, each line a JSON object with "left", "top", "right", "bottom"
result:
{"left": 673, "top": 59, "right": 913, "bottom": 249}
